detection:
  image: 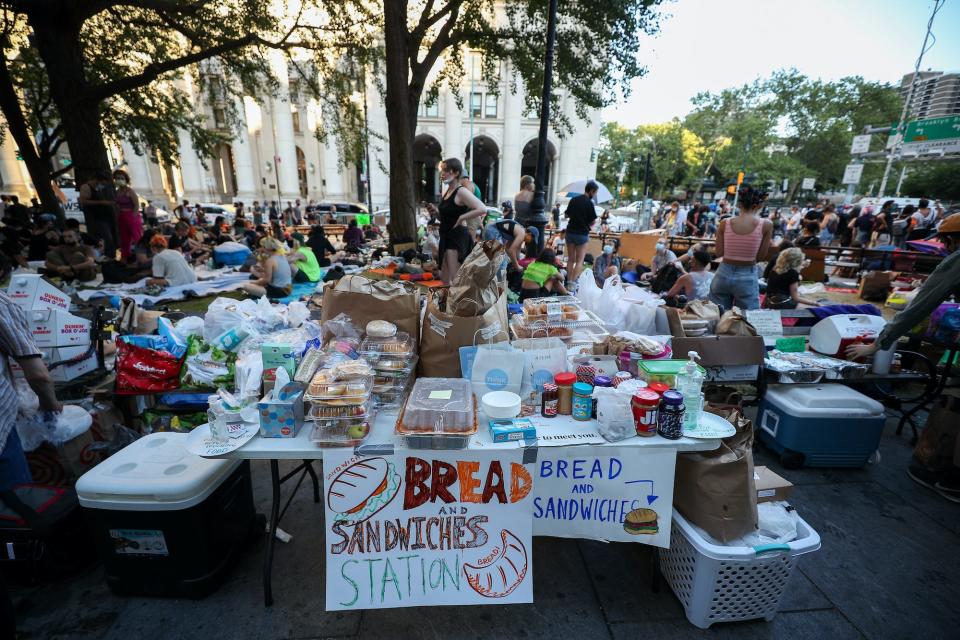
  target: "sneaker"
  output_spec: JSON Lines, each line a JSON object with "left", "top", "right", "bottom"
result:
{"left": 907, "top": 465, "right": 939, "bottom": 492}
{"left": 934, "top": 481, "right": 960, "bottom": 504}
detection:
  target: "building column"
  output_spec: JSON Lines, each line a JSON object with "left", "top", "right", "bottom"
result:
{"left": 233, "top": 95, "right": 259, "bottom": 202}
{"left": 444, "top": 88, "right": 462, "bottom": 165}
{"left": 500, "top": 70, "right": 523, "bottom": 203}
{"left": 177, "top": 129, "right": 208, "bottom": 203}
{"left": 268, "top": 51, "right": 301, "bottom": 202}
{"left": 0, "top": 129, "right": 32, "bottom": 199}
{"left": 121, "top": 142, "right": 157, "bottom": 202}
{"left": 366, "top": 81, "right": 390, "bottom": 211}
{"left": 321, "top": 138, "right": 346, "bottom": 200}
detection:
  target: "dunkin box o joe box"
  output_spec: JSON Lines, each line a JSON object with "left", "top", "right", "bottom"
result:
{"left": 7, "top": 274, "right": 71, "bottom": 311}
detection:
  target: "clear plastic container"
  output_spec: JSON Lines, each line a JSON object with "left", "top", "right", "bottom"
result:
{"left": 360, "top": 332, "right": 415, "bottom": 357}
{"left": 510, "top": 309, "right": 609, "bottom": 341}
{"left": 305, "top": 374, "right": 373, "bottom": 400}
{"left": 522, "top": 295, "right": 582, "bottom": 319}
{"left": 309, "top": 416, "right": 374, "bottom": 448}
{"left": 369, "top": 354, "right": 418, "bottom": 375}
{"left": 396, "top": 378, "right": 476, "bottom": 449}
{"left": 305, "top": 399, "right": 373, "bottom": 420}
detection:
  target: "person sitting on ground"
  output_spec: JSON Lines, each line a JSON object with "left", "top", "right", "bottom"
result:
{"left": 763, "top": 247, "right": 820, "bottom": 309}
{"left": 44, "top": 229, "right": 97, "bottom": 281}
{"left": 208, "top": 216, "right": 229, "bottom": 244}
{"left": 763, "top": 239, "right": 794, "bottom": 280}
{"left": 28, "top": 218, "right": 58, "bottom": 261}
{"left": 520, "top": 248, "right": 569, "bottom": 301}
{"left": 307, "top": 225, "right": 337, "bottom": 267}
{"left": 642, "top": 241, "right": 680, "bottom": 281}
{"left": 287, "top": 233, "right": 322, "bottom": 283}
{"left": 663, "top": 250, "right": 714, "bottom": 303}
{"left": 243, "top": 236, "right": 292, "bottom": 299}
{"left": 168, "top": 221, "right": 210, "bottom": 263}
{"left": 363, "top": 224, "right": 378, "bottom": 241}
{"left": 343, "top": 218, "right": 364, "bottom": 250}
{"left": 130, "top": 228, "right": 156, "bottom": 278}
{"left": 146, "top": 234, "right": 197, "bottom": 288}
{"left": 592, "top": 241, "right": 622, "bottom": 286}
{"left": 795, "top": 221, "right": 821, "bottom": 248}
{"left": 422, "top": 219, "right": 440, "bottom": 264}
{"left": 64, "top": 218, "right": 97, "bottom": 249}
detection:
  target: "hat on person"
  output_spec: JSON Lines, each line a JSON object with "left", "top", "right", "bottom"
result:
{"left": 291, "top": 232, "right": 305, "bottom": 243}
{"left": 938, "top": 214, "right": 960, "bottom": 235}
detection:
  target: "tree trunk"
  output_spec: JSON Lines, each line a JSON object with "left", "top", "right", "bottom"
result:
{"left": 27, "top": 10, "right": 112, "bottom": 186}
{"left": 383, "top": 0, "right": 418, "bottom": 248}
{"left": 0, "top": 59, "right": 63, "bottom": 224}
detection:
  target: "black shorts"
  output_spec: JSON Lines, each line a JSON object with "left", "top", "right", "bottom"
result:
{"left": 438, "top": 226, "right": 474, "bottom": 268}
{"left": 265, "top": 283, "right": 291, "bottom": 299}
{"left": 519, "top": 287, "right": 549, "bottom": 301}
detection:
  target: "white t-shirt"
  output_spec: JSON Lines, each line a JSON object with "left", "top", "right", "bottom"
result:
{"left": 152, "top": 249, "right": 197, "bottom": 287}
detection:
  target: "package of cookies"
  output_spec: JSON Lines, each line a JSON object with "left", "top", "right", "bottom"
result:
{"left": 396, "top": 378, "right": 475, "bottom": 434}
{"left": 306, "top": 400, "right": 373, "bottom": 419}
{"left": 306, "top": 370, "right": 372, "bottom": 401}
{"left": 521, "top": 295, "right": 582, "bottom": 322}
{"left": 360, "top": 331, "right": 415, "bottom": 357}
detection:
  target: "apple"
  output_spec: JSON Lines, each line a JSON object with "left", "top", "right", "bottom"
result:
{"left": 346, "top": 423, "right": 368, "bottom": 440}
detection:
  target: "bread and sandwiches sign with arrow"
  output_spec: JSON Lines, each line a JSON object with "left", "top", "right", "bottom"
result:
{"left": 530, "top": 449, "right": 677, "bottom": 547}
{"left": 323, "top": 448, "right": 534, "bottom": 610}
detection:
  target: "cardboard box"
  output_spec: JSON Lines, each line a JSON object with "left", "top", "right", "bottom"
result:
{"left": 858, "top": 271, "right": 899, "bottom": 302}
{"left": 27, "top": 309, "right": 91, "bottom": 347}
{"left": 6, "top": 274, "right": 70, "bottom": 311}
{"left": 261, "top": 342, "right": 297, "bottom": 376}
{"left": 800, "top": 248, "right": 825, "bottom": 282}
{"left": 618, "top": 229, "right": 666, "bottom": 264}
{"left": 43, "top": 345, "right": 97, "bottom": 382}
{"left": 754, "top": 466, "right": 794, "bottom": 503}
{"left": 672, "top": 336, "right": 766, "bottom": 381}
{"left": 257, "top": 382, "right": 305, "bottom": 438}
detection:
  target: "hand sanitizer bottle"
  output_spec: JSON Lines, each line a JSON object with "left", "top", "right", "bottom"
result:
{"left": 207, "top": 395, "right": 229, "bottom": 444}
{"left": 679, "top": 351, "right": 704, "bottom": 430}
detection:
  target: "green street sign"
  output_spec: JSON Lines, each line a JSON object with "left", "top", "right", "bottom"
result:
{"left": 888, "top": 115, "right": 960, "bottom": 154}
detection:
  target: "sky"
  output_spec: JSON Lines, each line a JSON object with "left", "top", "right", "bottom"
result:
{"left": 602, "top": 0, "right": 960, "bottom": 126}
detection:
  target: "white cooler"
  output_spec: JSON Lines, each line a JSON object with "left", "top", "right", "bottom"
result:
{"left": 757, "top": 384, "right": 886, "bottom": 468}
{"left": 76, "top": 433, "right": 258, "bottom": 597}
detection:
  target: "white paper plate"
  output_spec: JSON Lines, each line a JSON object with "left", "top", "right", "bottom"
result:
{"left": 186, "top": 421, "right": 260, "bottom": 457}
{"left": 683, "top": 411, "right": 736, "bottom": 439}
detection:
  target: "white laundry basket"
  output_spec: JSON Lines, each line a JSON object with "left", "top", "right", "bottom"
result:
{"left": 660, "top": 509, "right": 821, "bottom": 629}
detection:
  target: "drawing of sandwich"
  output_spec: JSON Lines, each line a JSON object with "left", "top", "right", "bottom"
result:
{"left": 463, "top": 529, "right": 528, "bottom": 598}
{"left": 326, "top": 457, "right": 401, "bottom": 525}
{"left": 623, "top": 507, "right": 659, "bottom": 535}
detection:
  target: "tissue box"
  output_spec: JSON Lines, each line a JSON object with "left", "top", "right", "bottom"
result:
{"left": 257, "top": 382, "right": 304, "bottom": 438}
{"left": 261, "top": 342, "right": 297, "bottom": 376}
{"left": 488, "top": 418, "right": 537, "bottom": 443}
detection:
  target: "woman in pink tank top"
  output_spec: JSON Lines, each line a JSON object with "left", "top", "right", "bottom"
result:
{"left": 708, "top": 186, "right": 772, "bottom": 311}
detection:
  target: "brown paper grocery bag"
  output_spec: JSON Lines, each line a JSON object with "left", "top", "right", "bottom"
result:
{"left": 419, "top": 288, "right": 509, "bottom": 378}
{"left": 715, "top": 307, "right": 758, "bottom": 337}
{"left": 682, "top": 299, "right": 721, "bottom": 322}
{"left": 320, "top": 275, "right": 421, "bottom": 346}
{"left": 447, "top": 240, "right": 505, "bottom": 317}
{"left": 673, "top": 404, "right": 758, "bottom": 542}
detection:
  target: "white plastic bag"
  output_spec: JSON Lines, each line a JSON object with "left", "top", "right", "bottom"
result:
{"left": 235, "top": 350, "right": 264, "bottom": 400}
{"left": 513, "top": 337, "right": 568, "bottom": 399}
{"left": 174, "top": 316, "right": 204, "bottom": 340}
{"left": 203, "top": 297, "right": 248, "bottom": 341}
{"left": 622, "top": 302, "right": 657, "bottom": 335}
{"left": 596, "top": 274, "right": 626, "bottom": 325}
{"left": 51, "top": 405, "right": 93, "bottom": 447}
{"left": 576, "top": 270, "right": 602, "bottom": 312}
{"left": 728, "top": 501, "right": 800, "bottom": 547}
{"left": 287, "top": 301, "right": 310, "bottom": 328}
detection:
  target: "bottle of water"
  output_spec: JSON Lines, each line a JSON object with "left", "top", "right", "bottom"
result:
{"left": 207, "top": 395, "right": 229, "bottom": 444}
{"left": 678, "top": 351, "right": 704, "bottom": 430}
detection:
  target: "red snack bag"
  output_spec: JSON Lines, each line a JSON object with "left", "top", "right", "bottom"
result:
{"left": 115, "top": 339, "right": 184, "bottom": 394}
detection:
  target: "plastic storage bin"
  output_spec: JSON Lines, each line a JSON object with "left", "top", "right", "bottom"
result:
{"left": 396, "top": 378, "right": 477, "bottom": 449}
{"left": 757, "top": 384, "right": 886, "bottom": 468}
{"left": 637, "top": 359, "right": 705, "bottom": 388}
{"left": 76, "top": 433, "right": 258, "bottom": 597}
{"left": 660, "top": 509, "right": 821, "bottom": 629}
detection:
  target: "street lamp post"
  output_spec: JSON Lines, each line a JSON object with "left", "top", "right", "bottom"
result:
{"left": 528, "top": 0, "right": 559, "bottom": 253}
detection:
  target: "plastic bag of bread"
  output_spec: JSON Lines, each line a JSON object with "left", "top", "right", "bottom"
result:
{"left": 447, "top": 240, "right": 505, "bottom": 317}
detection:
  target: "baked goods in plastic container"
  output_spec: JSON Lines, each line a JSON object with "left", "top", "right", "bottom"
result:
{"left": 306, "top": 374, "right": 372, "bottom": 402}
{"left": 510, "top": 309, "right": 608, "bottom": 341}
{"left": 366, "top": 320, "right": 398, "bottom": 338}
{"left": 306, "top": 400, "right": 373, "bottom": 419}
{"left": 309, "top": 415, "right": 374, "bottom": 448}
{"left": 360, "top": 332, "right": 415, "bottom": 357}
{"left": 396, "top": 378, "right": 477, "bottom": 449}
{"left": 522, "top": 295, "right": 581, "bottom": 321}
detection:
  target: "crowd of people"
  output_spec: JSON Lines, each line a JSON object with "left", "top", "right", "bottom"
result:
{"left": 0, "top": 170, "right": 386, "bottom": 299}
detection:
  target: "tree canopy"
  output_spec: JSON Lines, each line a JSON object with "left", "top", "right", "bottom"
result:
{"left": 599, "top": 69, "right": 903, "bottom": 202}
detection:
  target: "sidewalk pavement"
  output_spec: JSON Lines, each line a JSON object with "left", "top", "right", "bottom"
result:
{"left": 12, "top": 415, "right": 959, "bottom": 639}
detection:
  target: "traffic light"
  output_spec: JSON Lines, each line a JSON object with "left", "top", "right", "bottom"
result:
{"left": 736, "top": 171, "right": 745, "bottom": 186}
{"left": 727, "top": 185, "right": 736, "bottom": 195}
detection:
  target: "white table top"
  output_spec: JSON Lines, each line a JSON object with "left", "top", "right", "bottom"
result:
{"left": 219, "top": 411, "right": 720, "bottom": 460}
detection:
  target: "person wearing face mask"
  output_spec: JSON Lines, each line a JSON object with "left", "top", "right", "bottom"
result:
{"left": 592, "top": 241, "right": 622, "bottom": 286}
{"left": 641, "top": 240, "right": 679, "bottom": 282}
{"left": 422, "top": 220, "right": 440, "bottom": 263}
{"left": 113, "top": 169, "right": 142, "bottom": 261}
{"left": 428, "top": 158, "right": 487, "bottom": 283}
{"left": 44, "top": 229, "right": 97, "bottom": 281}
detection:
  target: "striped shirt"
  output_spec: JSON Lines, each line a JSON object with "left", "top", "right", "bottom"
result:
{"left": 0, "top": 292, "right": 42, "bottom": 450}
{"left": 723, "top": 217, "right": 764, "bottom": 263}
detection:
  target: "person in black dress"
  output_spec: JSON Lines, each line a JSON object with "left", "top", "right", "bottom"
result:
{"left": 426, "top": 158, "right": 486, "bottom": 283}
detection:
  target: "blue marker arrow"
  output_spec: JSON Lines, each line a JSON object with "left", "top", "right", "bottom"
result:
{"left": 624, "top": 479, "right": 658, "bottom": 505}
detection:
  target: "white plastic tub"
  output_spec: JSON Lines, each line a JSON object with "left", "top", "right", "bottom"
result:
{"left": 660, "top": 509, "right": 821, "bottom": 629}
